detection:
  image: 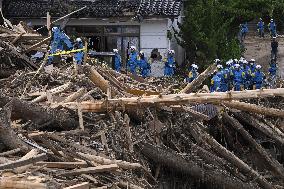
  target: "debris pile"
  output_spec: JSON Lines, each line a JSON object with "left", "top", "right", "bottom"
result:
{"left": 0, "top": 60, "right": 283, "bottom": 189}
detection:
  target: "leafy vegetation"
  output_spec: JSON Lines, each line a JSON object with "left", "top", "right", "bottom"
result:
{"left": 174, "top": 0, "right": 284, "bottom": 68}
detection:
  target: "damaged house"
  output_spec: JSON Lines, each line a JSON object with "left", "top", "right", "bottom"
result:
{"left": 2, "top": 0, "right": 184, "bottom": 64}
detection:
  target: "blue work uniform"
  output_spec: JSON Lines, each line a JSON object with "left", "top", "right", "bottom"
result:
{"left": 253, "top": 70, "right": 265, "bottom": 89}
{"left": 74, "top": 42, "right": 84, "bottom": 65}
{"left": 269, "top": 63, "right": 277, "bottom": 77}
{"left": 268, "top": 21, "right": 277, "bottom": 37}
{"left": 217, "top": 70, "right": 228, "bottom": 92}
{"left": 232, "top": 69, "right": 245, "bottom": 91}
{"left": 257, "top": 21, "right": 265, "bottom": 37}
{"left": 187, "top": 68, "right": 199, "bottom": 83}
{"left": 139, "top": 58, "right": 150, "bottom": 78}
{"left": 164, "top": 55, "right": 175, "bottom": 76}
{"left": 114, "top": 53, "right": 121, "bottom": 72}
{"left": 127, "top": 52, "right": 139, "bottom": 74}
{"left": 210, "top": 75, "right": 221, "bottom": 92}
{"left": 243, "top": 65, "right": 252, "bottom": 90}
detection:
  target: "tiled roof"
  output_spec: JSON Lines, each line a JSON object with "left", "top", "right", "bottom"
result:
{"left": 3, "top": 0, "right": 182, "bottom": 18}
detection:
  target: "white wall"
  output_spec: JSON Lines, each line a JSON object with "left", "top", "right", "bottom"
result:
{"left": 140, "top": 19, "right": 169, "bottom": 58}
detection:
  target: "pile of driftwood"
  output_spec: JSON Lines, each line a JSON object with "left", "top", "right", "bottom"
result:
{"left": 0, "top": 61, "right": 283, "bottom": 189}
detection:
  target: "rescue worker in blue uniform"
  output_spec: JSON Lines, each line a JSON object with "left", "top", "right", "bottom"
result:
{"left": 225, "top": 60, "right": 233, "bottom": 90}
{"left": 216, "top": 64, "right": 229, "bottom": 92}
{"left": 48, "top": 27, "right": 73, "bottom": 64}
{"left": 268, "top": 19, "right": 277, "bottom": 37}
{"left": 73, "top": 38, "right": 84, "bottom": 65}
{"left": 210, "top": 71, "right": 221, "bottom": 92}
{"left": 113, "top": 49, "right": 121, "bottom": 72}
{"left": 257, "top": 18, "right": 265, "bottom": 38}
{"left": 240, "top": 23, "right": 249, "bottom": 41}
{"left": 269, "top": 59, "right": 277, "bottom": 77}
{"left": 243, "top": 60, "right": 252, "bottom": 90}
{"left": 249, "top": 59, "right": 256, "bottom": 73}
{"left": 138, "top": 51, "right": 150, "bottom": 78}
{"left": 127, "top": 46, "right": 139, "bottom": 74}
{"left": 232, "top": 64, "right": 245, "bottom": 91}
{"left": 164, "top": 50, "right": 176, "bottom": 77}
{"left": 252, "top": 65, "right": 265, "bottom": 89}
{"left": 187, "top": 64, "right": 199, "bottom": 83}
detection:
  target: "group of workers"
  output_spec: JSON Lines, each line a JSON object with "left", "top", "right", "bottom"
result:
{"left": 186, "top": 58, "right": 278, "bottom": 92}
{"left": 114, "top": 46, "right": 176, "bottom": 78}
{"left": 240, "top": 18, "right": 277, "bottom": 39}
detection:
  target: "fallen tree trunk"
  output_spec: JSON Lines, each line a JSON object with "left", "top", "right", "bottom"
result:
{"left": 139, "top": 143, "right": 255, "bottom": 189}
{"left": 180, "top": 64, "right": 216, "bottom": 94}
{"left": 0, "top": 95, "right": 78, "bottom": 131}
{"left": 223, "top": 113, "right": 284, "bottom": 179}
{"left": 0, "top": 103, "right": 30, "bottom": 152}
{"left": 233, "top": 112, "right": 284, "bottom": 146}
{"left": 219, "top": 100, "right": 284, "bottom": 118}
{"left": 60, "top": 88, "right": 284, "bottom": 113}
{"left": 190, "top": 123, "right": 275, "bottom": 189}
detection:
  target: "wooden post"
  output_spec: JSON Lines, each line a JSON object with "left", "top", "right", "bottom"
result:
{"left": 47, "top": 12, "right": 51, "bottom": 36}
{"left": 83, "top": 41, "right": 88, "bottom": 65}
{"left": 77, "top": 103, "right": 84, "bottom": 130}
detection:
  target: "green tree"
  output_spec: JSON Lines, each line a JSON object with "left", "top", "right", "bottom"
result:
{"left": 175, "top": 0, "right": 272, "bottom": 69}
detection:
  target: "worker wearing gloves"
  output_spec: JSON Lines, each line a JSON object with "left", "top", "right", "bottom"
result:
{"left": 127, "top": 46, "right": 139, "bottom": 75}
{"left": 73, "top": 38, "right": 84, "bottom": 65}
{"left": 268, "top": 19, "right": 277, "bottom": 37}
{"left": 252, "top": 65, "right": 265, "bottom": 89}
{"left": 48, "top": 27, "right": 73, "bottom": 64}
{"left": 232, "top": 64, "right": 245, "bottom": 91}
{"left": 138, "top": 51, "right": 150, "bottom": 78}
{"left": 113, "top": 49, "right": 121, "bottom": 72}
{"left": 257, "top": 18, "right": 265, "bottom": 38}
{"left": 164, "top": 50, "right": 176, "bottom": 77}
{"left": 187, "top": 64, "right": 199, "bottom": 83}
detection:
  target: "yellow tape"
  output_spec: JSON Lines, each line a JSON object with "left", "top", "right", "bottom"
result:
{"left": 48, "top": 48, "right": 86, "bottom": 57}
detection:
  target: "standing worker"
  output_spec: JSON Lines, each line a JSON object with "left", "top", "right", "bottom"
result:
{"left": 252, "top": 65, "right": 265, "bottom": 89}
{"left": 138, "top": 51, "right": 150, "bottom": 78}
{"left": 232, "top": 64, "right": 245, "bottom": 91}
{"left": 257, "top": 18, "right": 265, "bottom": 38}
{"left": 187, "top": 64, "right": 199, "bottom": 83}
{"left": 271, "top": 36, "right": 278, "bottom": 61}
{"left": 127, "top": 46, "right": 139, "bottom": 75}
{"left": 268, "top": 19, "right": 277, "bottom": 37}
{"left": 113, "top": 49, "right": 121, "bottom": 72}
{"left": 164, "top": 50, "right": 176, "bottom": 77}
{"left": 73, "top": 38, "right": 84, "bottom": 65}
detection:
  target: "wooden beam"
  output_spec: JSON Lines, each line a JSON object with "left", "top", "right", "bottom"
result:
{"left": 59, "top": 88, "right": 284, "bottom": 113}
{"left": 0, "top": 153, "right": 47, "bottom": 171}
{"left": 62, "top": 88, "right": 86, "bottom": 103}
{"left": 57, "top": 164, "right": 118, "bottom": 177}
{"left": 24, "top": 37, "right": 51, "bottom": 53}
{"left": 63, "top": 182, "right": 90, "bottom": 189}
{"left": 36, "top": 161, "right": 88, "bottom": 169}
{"left": 0, "top": 179, "right": 47, "bottom": 189}
{"left": 0, "top": 148, "right": 21, "bottom": 157}
{"left": 219, "top": 100, "right": 284, "bottom": 118}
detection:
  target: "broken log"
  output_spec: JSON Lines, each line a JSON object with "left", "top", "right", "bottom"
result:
{"left": 0, "top": 103, "right": 30, "bottom": 152}
{"left": 190, "top": 123, "right": 275, "bottom": 189}
{"left": 0, "top": 95, "right": 78, "bottom": 131}
{"left": 0, "top": 179, "right": 47, "bottom": 189}
{"left": 57, "top": 164, "right": 119, "bottom": 177}
{"left": 0, "top": 148, "right": 21, "bottom": 157}
{"left": 15, "top": 149, "right": 39, "bottom": 173}
{"left": 223, "top": 113, "right": 284, "bottom": 178}
{"left": 233, "top": 112, "right": 284, "bottom": 146}
{"left": 219, "top": 100, "right": 284, "bottom": 118}
{"left": 139, "top": 143, "right": 255, "bottom": 189}
{"left": 78, "top": 153, "right": 142, "bottom": 170}
{"left": 180, "top": 64, "right": 216, "bottom": 93}
{"left": 36, "top": 161, "right": 88, "bottom": 169}
{"left": 32, "top": 82, "right": 73, "bottom": 103}
{"left": 0, "top": 153, "right": 47, "bottom": 171}
{"left": 60, "top": 88, "right": 284, "bottom": 113}
{"left": 62, "top": 88, "right": 86, "bottom": 103}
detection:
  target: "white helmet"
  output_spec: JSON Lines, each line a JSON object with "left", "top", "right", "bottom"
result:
{"left": 140, "top": 51, "right": 144, "bottom": 55}
{"left": 168, "top": 50, "right": 175, "bottom": 54}
{"left": 130, "top": 46, "right": 136, "bottom": 51}
{"left": 271, "top": 19, "right": 274, "bottom": 22}
{"left": 226, "top": 61, "right": 232, "bottom": 66}
{"left": 76, "top": 38, "right": 82, "bottom": 43}
{"left": 113, "top": 49, "right": 119, "bottom": 53}
{"left": 192, "top": 64, "right": 198, "bottom": 69}
{"left": 214, "top": 59, "right": 220, "bottom": 63}
{"left": 52, "top": 27, "right": 60, "bottom": 33}
{"left": 217, "top": 64, "right": 223, "bottom": 69}
{"left": 256, "top": 65, "right": 262, "bottom": 69}
{"left": 234, "top": 59, "right": 238, "bottom": 62}
{"left": 243, "top": 60, "right": 248, "bottom": 64}
{"left": 250, "top": 59, "right": 255, "bottom": 62}
{"left": 234, "top": 64, "right": 240, "bottom": 68}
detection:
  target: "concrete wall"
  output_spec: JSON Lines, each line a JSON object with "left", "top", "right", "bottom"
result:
{"left": 140, "top": 19, "right": 169, "bottom": 57}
